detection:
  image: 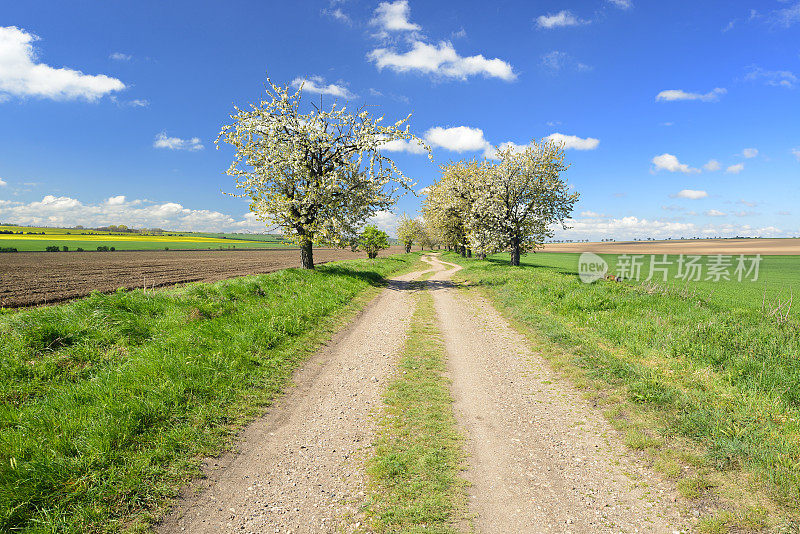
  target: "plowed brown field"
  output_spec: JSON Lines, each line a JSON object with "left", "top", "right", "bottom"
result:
{"left": 0, "top": 246, "right": 405, "bottom": 308}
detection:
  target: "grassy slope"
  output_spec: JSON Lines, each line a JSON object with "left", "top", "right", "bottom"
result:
{"left": 366, "top": 289, "right": 467, "bottom": 533}
{"left": 445, "top": 252, "right": 800, "bottom": 531}
{"left": 0, "top": 253, "right": 420, "bottom": 533}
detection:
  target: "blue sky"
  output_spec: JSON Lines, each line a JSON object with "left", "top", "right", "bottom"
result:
{"left": 1, "top": 0, "right": 799, "bottom": 239}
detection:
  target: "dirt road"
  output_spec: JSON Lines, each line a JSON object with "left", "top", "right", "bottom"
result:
{"left": 160, "top": 255, "right": 687, "bottom": 532}
{"left": 158, "top": 264, "right": 431, "bottom": 533}
{"left": 426, "top": 255, "right": 687, "bottom": 532}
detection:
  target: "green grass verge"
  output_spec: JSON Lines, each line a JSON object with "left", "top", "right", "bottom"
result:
{"left": 366, "top": 290, "right": 467, "bottom": 533}
{"left": 0, "top": 253, "right": 420, "bottom": 533}
{"left": 444, "top": 252, "right": 800, "bottom": 531}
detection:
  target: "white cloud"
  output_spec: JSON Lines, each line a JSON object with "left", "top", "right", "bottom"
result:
{"left": 536, "top": 10, "right": 589, "bottom": 29}
{"left": 291, "top": 75, "right": 356, "bottom": 99}
{"left": 705, "top": 209, "right": 726, "bottom": 216}
{"left": 0, "top": 26, "right": 125, "bottom": 101}
{"left": 652, "top": 153, "right": 700, "bottom": 173}
{"left": 540, "top": 51, "right": 591, "bottom": 72}
{"left": 424, "top": 126, "right": 490, "bottom": 152}
{"left": 371, "top": 1, "right": 421, "bottom": 32}
{"left": 109, "top": 52, "right": 132, "bottom": 61}
{"left": 703, "top": 159, "right": 721, "bottom": 171}
{"left": 0, "top": 177, "right": 6, "bottom": 186}
{"left": 607, "top": 0, "right": 632, "bottom": 9}
{"left": 771, "top": 2, "right": 800, "bottom": 28}
{"left": 673, "top": 189, "right": 708, "bottom": 199}
{"left": 656, "top": 88, "right": 726, "bottom": 102}
{"left": 545, "top": 133, "right": 599, "bottom": 150}
{"left": 745, "top": 66, "right": 797, "bottom": 88}
{"left": 554, "top": 215, "right": 787, "bottom": 240}
{"left": 367, "top": 210, "right": 402, "bottom": 236}
{"left": 379, "top": 138, "right": 428, "bottom": 154}
{"left": 417, "top": 186, "right": 431, "bottom": 195}
{"left": 726, "top": 163, "right": 745, "bottom": 174}
{"left": 741, "top": 148, "right": 758, "bottom": 158}
{"left": 0, "top": 194, "right": 266, "bottom": 232}
{"left": 322, "top": 7, "right": 351, "bottom": 24}
{"left": 153, "top": 131, "right": 204, "bottom": 151}
{"left": 792, "top": 147, "right": 800, "bottom": 161}
{"left": 368, "top": 40, "right": 516, "bottom": 81}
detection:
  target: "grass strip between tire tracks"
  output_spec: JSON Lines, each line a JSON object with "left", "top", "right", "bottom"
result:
{"left": 366, "top": 286, "right": 468, "bottom": 533}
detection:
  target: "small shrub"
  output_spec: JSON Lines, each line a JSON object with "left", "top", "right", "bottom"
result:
{"left": 0, "top": 247, "right": 18, "bottom": 253}
{"left": 61, "top": 246, "right": 69, "bottom": 252}
{"left": 76, "top": 247, "right": 84, "bottom": 252}
{"left": 110, "top": 247, "right": 115, "bottom": 251}
{"left": 45, "top": 245, "right": 60, "bottom": 252}
{"left": 96, "top": 246, "right": 109, "bottom": 252}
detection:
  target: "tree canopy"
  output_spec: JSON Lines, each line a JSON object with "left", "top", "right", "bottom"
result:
{"left": 218, "top": 77, "right": 427, "bottom": 268}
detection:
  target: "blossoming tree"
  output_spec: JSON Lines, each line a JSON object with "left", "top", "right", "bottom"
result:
{"left": 217, "top": 78, "right": 427, "bottom": 269}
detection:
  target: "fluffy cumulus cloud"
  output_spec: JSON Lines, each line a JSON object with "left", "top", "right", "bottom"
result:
{"left": 367, "top": 210, "right": 402, "bottom": 236}
{"left": 703, "top": 159, "right": 721, "bottom": 171}
{"left": 545, "top": 133, "right": 599, "bottom": 150}
{"left": 367, "top": 1, "right": 515, "bottom": 81}
{"left": 0, "top": 177, "right": 6, "bottom": 186}
{"left": 370, "top": 0, "right": 421, "bottom": 32}
{"left": 705, "top": 209, "right": 726, "bottom": 216}
{"left": 793, "top": 147, "right": 800, "bottom": 161}
{"left": 673, "top": 189, "right": 708, "bottom": 199}
{"left": 741, "top": 148, "right": 758, "bottom": 158}
{"left": 655, "top": 88, "right": 726, "bottom": 102}
{"left": 536, "top": 10, "right": 589, "bottom": 29}
{"left": 368, "top": 41, "right": 516, "bottom": 81}
{"left": 0, "top": 26, "right": 125, "bottom": 101}
{"left": 425, "top": 126, "right": 490, "bottom": 152}
{"left": 651, "top": 153, "right": 700, "bottom": 173}
{"left": 553, "top": 214, "right": 786, "bottom": 241}
{"left": 291, "top": 75, "right": 356, "bottom": 99}
{"left": 382, "top": 125, "right": 600, "bottom": 159}
{"left": 153, "top": 131, "right": 204, "bottom": 151}
{"left": 726, "top": 163, "right": 745, "bottom": 174}
{"left": 379, "top": 138, "right": 428, "bottom": 154}
{"left": 0, "top": 194, "right": 266, "bottom": 232}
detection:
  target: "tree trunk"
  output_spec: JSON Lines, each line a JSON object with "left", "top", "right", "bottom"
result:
{"left": 466, "top": 249, "right": 472, "bottom": 258}
{"left": 460, "top": 245, "right": 466, "bottom": 257}
{"left": 300, "top": 236, "right": 314, "bottom": 269}
{"left": 405, "top": 244, "right": 411, "bottom": 253}
{"left": 510, "top": 237, "right": 521, "bottom": 266}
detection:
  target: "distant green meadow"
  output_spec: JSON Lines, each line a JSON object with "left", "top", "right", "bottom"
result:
{"left": 515, "top": 252, "right": 800, "bottom": 318}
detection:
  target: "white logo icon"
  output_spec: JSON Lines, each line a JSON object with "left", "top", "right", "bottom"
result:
{"left": 578, "top": 252, "right": 608, "bottom": 284}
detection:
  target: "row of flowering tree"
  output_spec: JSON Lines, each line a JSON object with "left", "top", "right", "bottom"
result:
{"left": 217, "top": 78, "right": 427, "bottom": 269}
{"left": 422, "top": 142, "right": 579, "bottom": 266}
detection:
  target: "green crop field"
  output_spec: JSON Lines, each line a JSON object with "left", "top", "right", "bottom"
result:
{"left": 0, "top": 225, "right": 291, "bottom": 251}
{"left": 445, "top": 251, "right": 800, "bottom": 526}
{"left": 0, "top": 253, "right": 421, "bottom": 532}
{"left": 510, "top": 252, "right": 800, "bottom": 318}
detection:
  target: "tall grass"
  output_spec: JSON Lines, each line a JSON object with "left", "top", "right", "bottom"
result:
{"left": 445, "top": 253, "right": 800, "bottom": 515}
{"left": 0, "top": 254, "right": 418, "bottom": 532}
